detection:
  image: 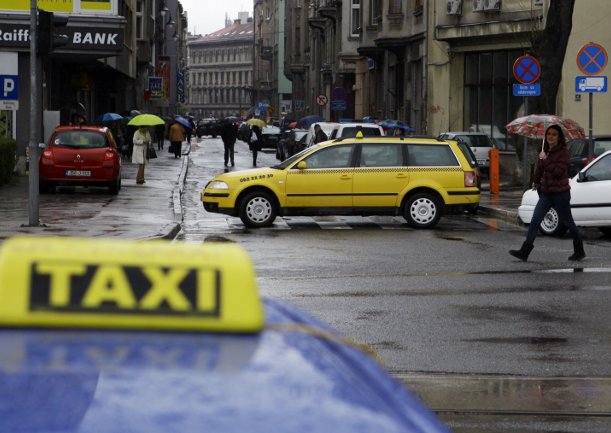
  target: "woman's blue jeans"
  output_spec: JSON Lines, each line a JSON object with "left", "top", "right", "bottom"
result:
{"left": 526, "top": 190, "right": 582, "bottom": 243}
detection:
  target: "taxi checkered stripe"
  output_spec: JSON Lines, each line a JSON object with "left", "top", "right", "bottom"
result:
{"left": 287, "top": 167, "right": 462, "bottom": 175}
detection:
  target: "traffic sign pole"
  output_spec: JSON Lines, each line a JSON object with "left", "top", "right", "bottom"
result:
{"left": 577, "top": 42, "right": 608, "bottom": 160}
{"left": 514, "top": 55, "right": 541, "bottom": 191}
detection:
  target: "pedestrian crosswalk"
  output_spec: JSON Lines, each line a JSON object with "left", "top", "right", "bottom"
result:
{"left": 183, "top": 214, "right": 415, "bottom": 233}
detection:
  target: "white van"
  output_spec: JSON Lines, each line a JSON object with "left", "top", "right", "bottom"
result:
{"left": 329, "top": 122, "right": 385, "bottom": 139}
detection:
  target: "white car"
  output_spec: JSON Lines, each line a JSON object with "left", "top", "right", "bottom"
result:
{"left": 517, "top": 149, "right": 611, "bottom": 236}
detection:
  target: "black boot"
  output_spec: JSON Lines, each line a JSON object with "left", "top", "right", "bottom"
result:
{"left": 568, "top": 239, "right": 586, "bottom": 261}
{"left": 509, "top": 241, "right": 534, "bottom": 262}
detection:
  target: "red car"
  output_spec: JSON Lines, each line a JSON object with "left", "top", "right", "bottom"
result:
{"left": 39, "top": 125, "right": 122, "bottom": 194}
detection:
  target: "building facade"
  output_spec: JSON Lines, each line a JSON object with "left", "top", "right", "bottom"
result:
{"left": 186, "top": 13, "right": 254, "bottom": 119}
{"left": 0, "top": 0, "right": 188, "bottom": 173}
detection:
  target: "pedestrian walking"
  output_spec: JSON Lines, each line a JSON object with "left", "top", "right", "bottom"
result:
{"left": 168, "top": 121, "right": 185, "bottom": 158}
{"left": 509, "top": 124, "right": 586, "bottom": 262}
{"left": 155, "top": 123, "right": 165, "bottom": 150}
{"left": 132, "top": 126, "right": 151, "bottom": 184}
{"left": 250, "top": 125, "right": 262, "bottom": 166}
{"left": 220, "top": 119, "right": 238, "bottom": 166}
{"left": 313, "top": 124, "right": 328, "bottom": 143}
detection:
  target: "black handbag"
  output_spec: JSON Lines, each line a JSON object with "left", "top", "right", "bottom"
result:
{"left": 147, "top": 145, "right": 157, "bottom": 159}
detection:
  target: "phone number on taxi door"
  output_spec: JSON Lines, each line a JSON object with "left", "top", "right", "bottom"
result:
{"left": 240, "top": 174, "right": 274, "bottom": 182}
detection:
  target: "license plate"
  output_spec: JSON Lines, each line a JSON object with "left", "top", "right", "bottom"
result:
{"left": 65, "top": 170, "right": 91, "bottom": 177}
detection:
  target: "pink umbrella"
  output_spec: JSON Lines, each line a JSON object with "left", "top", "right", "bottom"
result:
{"left": 506, "top": 114, "right": 586, "bottom": 141}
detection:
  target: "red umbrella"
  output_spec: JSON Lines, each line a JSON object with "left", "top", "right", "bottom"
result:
{"left": 506, "top": 114, "right": 585, "bottom": 141}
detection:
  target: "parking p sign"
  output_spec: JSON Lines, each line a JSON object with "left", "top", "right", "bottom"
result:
{"left": 0, "top": 52, "right": 18, "bottom": 110}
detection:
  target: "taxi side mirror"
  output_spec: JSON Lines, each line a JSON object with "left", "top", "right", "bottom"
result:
{"left": 297, "top": 161, "right": 307, "bottom": 170}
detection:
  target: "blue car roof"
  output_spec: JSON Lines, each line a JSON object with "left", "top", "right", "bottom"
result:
{"left": 0, "top": 298, "right": 450, "bottom": 433}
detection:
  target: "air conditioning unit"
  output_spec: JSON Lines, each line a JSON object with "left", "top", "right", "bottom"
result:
{"left": 446, "top": 0, "right": 462, "bottom": 15}
{"left": 484, "top": 0, "right": 501, "bottom": 11}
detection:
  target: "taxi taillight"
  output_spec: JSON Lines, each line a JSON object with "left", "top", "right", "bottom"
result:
{"left": 464, "top": 171, "right": 477, "bottom": 187}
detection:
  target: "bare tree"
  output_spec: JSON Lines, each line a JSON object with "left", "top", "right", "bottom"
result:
{"left": 530, "top": 0, "right": 576, "bottom": 114}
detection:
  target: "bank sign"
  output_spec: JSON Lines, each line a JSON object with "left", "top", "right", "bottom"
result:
{"left": 0, "top": 23, "right": 124, "bottom": 52}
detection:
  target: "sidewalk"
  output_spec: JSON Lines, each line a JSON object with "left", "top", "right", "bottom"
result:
{"left": 0, "top": 146, "right": 188, "bottom": 241}
{"left": 0, "top": 150, "right": 524, "bottom": 241}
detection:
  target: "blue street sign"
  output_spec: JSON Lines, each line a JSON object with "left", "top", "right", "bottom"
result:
{"left": 575, "top": 76, "right": 607, "bottom": 92}
{"left": 331, "top": 100, "right": 347, "bottom": 110}
{"left": 0, "top": 75, "right": 18, "bottom": 100}
{"left": 513, "top": 83, "right": 541, "bottom": 96}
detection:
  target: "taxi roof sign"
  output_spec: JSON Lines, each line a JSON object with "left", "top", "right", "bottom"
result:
{"left": 0, "top": 236, "right": 264, "bottom": 333}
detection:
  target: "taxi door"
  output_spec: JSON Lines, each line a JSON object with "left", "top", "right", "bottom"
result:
{"left": 285, "top": 143, "right": 356, "bottom": 209}
{"left": 353, "top": 142, "right": 408, "bottom": 208}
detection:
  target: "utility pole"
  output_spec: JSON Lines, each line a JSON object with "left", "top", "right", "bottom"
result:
{"left": 27, "top": 0, "right": 40, "bottom": 226}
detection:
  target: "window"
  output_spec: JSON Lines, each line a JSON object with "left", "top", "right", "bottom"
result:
{"left": 407, "top": 144, "right": 458, "bottom": 167}
{"left": 135, "top": 0, "right": 143, "bottom": 40}
{"left": 303, "top": 145, "right": 355, "bottom": 169}
{"left": 360, "top": 143, "right": 403, "bottom": 167}
{"left": 350, "top": 0, "right": 361, "bottom": 37}
{"left": 370, "top": 0, "right": 381, "bottom": 25}
{"left": 389, "top": 0, "right": 402, "bottom": 14}
{"left": 464, "top": 50, "right": 523, "bottom": 151}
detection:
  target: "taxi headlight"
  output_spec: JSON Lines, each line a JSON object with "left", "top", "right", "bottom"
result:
{"left": 208, "top": 180, "right": 229, "bottom": 189}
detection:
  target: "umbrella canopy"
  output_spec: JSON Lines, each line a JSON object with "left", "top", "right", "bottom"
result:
{"left": 174, "top": 116, "right": 193, "bottom": 130}
{"left": 506, "top": 114, "right": 586, "bottom": 141}
{"left": 296, "top": 115, "right": 324, "bottom": 129}
{"left": 96, "top": 112, "right": 123, "bottom": 122}
{"left": 246, "top": 118, "right": 267, "bottom": 128}
{"left": 127, "top": 113, "right": 165, "bottom": 127}
{"left": 378, "top": 119, "right": 415, "bottom": 133}
{"left": 288, "top": 121, "right": 297, "bottom": 129}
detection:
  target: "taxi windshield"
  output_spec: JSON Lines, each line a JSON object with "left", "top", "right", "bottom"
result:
{"left": 272, "top": 144, "right": 320, "bottom": 169}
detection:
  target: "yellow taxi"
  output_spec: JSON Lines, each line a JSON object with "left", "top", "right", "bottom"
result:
{"left": 201, "top": 136, "right": 480, "bottom": 229}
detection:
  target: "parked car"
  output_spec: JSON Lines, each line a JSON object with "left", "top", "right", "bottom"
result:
{"left": 437, "top": 131, "right": 495, "bottom": 175}
{"left": 39, "top": 125, "right": 122, "bottom": 195}
{"left": 196, "top": 118, "right": 221, "bottom": 138}
{"left": 0, "top": 236, "right": 452, "bottom": 433}
{"left": 276, "top": 128, "right": 308, "bottom": 160}
{"left": 260, "top": 125, "right": 282, "bottom": 149}
{"left": 567, "top": 135, "right": 611, "bottom": 177}
{"left": 518, "top": 149, "right": 611, "bottom": 236}
{"left": 328, "top": 122, "right": 385, "bottom": 139}
{"left": 201, "top": 136, "right": 480, "bottom": 228}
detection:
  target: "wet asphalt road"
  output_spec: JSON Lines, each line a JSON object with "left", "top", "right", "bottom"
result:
{"left": 179, "top": 137, "right": 611, "bottom": 432}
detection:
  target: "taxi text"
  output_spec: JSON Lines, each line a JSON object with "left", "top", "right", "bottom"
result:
{"left": 28, "top": 261, "right": 221, "bottom": 316}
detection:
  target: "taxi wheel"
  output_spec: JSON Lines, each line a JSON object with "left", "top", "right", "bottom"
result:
{"left": 404, "top": 193, "right": 441, "bottom": 229}
{"left": 239, "top": 191, "right": 277, "bottom": 227}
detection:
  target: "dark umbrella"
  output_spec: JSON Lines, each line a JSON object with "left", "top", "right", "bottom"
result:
{"left": 96, "top": 112, "right": 123, "bottom": 122}
{"left": 174, "top": 116, "right": 193, "bottom": 130}
{"left": 296, "top": 115, "right": 325, "bottom": 129}
{"left": 379, "top": 119, "right": 415, "bottom": 133}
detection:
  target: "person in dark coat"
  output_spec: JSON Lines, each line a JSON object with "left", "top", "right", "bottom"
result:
{"left": 220, "top": 120, "right": 238, "bottom": 166}
{"left": 250, "top": 125, "right": 263, "bottom": 167}
{"left": 155, "top": 123, "right": 165, "bottom": 150}
{"left": 313, "top": 124, "right": 328, "bottom": 143}
{"left": 509, "top": 124, "right": 585, "bottom": 262}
